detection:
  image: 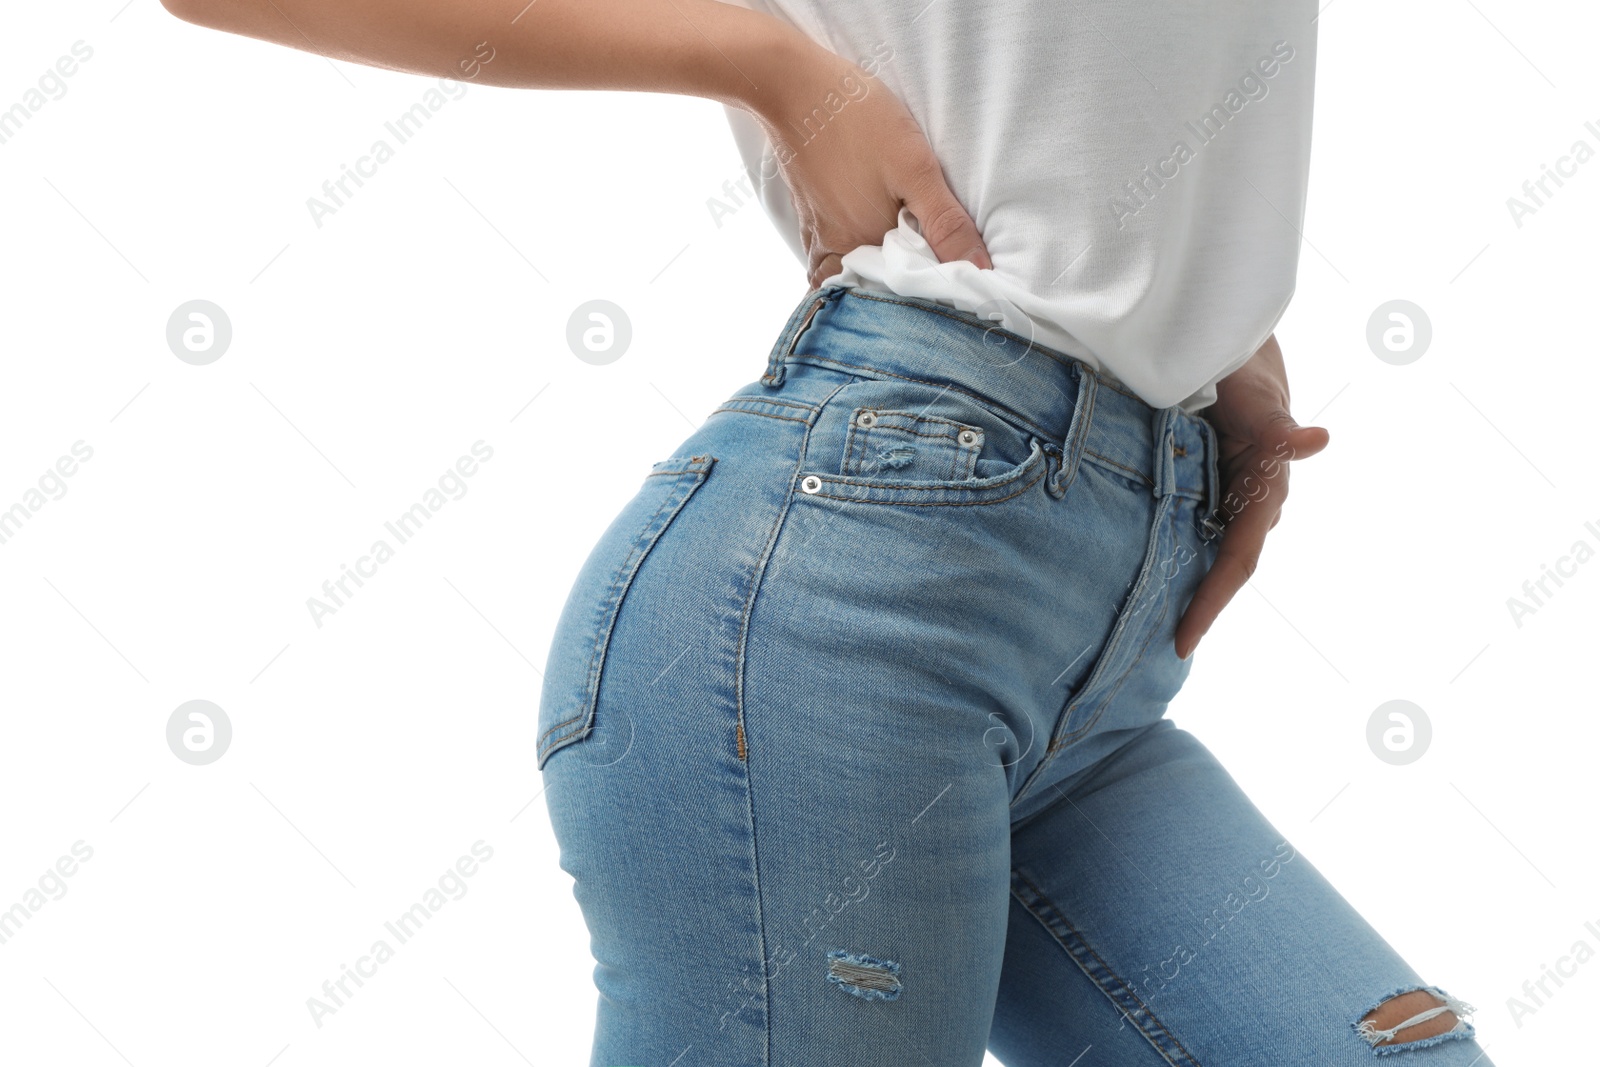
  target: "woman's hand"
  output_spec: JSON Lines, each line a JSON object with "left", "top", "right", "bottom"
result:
{"left": 1175, "top": 334, "right": 1330, "bottom": 659}
{"left": 741, "top": 42, "right": 992, "bottom": 289}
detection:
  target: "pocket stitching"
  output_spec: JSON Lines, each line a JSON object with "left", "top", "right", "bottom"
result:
{"left": 801, "top": 438, "right": 1047, "bottom": 507}
{"left": 536, "top": 455, "right": 715, "bottom": 767}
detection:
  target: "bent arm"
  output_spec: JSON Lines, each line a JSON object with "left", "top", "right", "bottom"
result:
{"left": 159, "top": 0, "right": 817, "bottom": 116}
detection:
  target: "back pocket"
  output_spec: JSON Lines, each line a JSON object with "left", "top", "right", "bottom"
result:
{"left": 536, "top": 453, "right": 715, "bottom": 770}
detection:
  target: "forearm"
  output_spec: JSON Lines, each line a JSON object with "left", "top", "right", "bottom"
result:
{"left": 159, "top": 0, "right": 823, "bottom": 116}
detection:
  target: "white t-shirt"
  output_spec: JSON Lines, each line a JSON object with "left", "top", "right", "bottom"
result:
{"left": 718, "top": 0, "right": 1317, "bottom": 411}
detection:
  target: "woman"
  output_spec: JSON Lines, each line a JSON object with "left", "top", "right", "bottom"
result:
{"left": 163, "top": 0, "right": 1491, "bottom": 1063}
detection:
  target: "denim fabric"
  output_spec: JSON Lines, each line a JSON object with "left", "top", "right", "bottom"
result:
{"left": 537, "top": 285, "right": 1492, "bottom": 1066}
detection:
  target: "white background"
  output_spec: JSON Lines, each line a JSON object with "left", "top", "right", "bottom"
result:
{"left": 1, "top": 1, "right": 1596, "bottom": 1064}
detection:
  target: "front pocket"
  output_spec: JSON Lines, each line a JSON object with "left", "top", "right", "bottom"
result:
{"left": 841, "top": 407, "right": 983, "bottom": 482}
{"left": 797, "top": 376, "right": 1049, "bottom": 507}
{"left": 536, "top": 453, "right": 715, "bottom": 769}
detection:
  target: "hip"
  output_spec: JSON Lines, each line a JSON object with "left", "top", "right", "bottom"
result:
{"left": 537, "top": 284, "right": 1225, "bottom": 808}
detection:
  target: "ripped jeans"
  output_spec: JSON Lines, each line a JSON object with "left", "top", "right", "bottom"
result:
{"left": 536, "top": 285, "right": 1493, "bottom": 1066}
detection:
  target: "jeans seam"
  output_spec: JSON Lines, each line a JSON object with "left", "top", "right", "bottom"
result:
{"left": 714, "top": 408, "right": 815, "bottom": 430}
{"left": 1051, "top": 499, "right": 1178, "bottom": 749}
{"left": 782, "top": 352, "right": 1058, "bottom": 444}
{"left": 1005, "top": 491, "right": 1170, "bottom": 798}
{"left": 1082, "top": 448, "right": 1154, "bottom": 488}
{"left": 712, "top": 408, "right": 811, "bottom": 427}
{"left": 1049, "top": 585, "right": 1172, "bottom": 752}
{"left": 1049, "top": 370, "right": 1095, "bottom": 498}
{"left": 726, "top": 387, "right": 852, "bottom": 1067}
{"left": 803, "top": 459, "right": 1047, "bottom": 507}
{"left": 1010, "top": 868, "right": 1203, "bottom": 1067}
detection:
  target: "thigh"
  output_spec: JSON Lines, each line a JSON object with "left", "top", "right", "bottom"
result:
{"left": 992, "top": 720, "right": 1495, "bottom": 1066}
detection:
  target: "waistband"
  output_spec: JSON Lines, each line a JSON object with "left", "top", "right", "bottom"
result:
{"left": 760, "top": 285, "right": 1220, "bottom": 511}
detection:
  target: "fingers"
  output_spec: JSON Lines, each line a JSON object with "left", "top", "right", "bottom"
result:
{"left": 803, "top": 181, "right": 989, "bottom": 287}
{"left": 1174, "top": 492, "right": 1274, "bottom": 659}
{"left": 1264, "top": 416, "right": 1330, "bottom": 461}
{"left": 1174, "top": 436, "right": 1299, "bottom": 658}
{"left": 902, "top": 171, "right": 992, "bottom": 270}
{"left": 1174, "top": 335, "right": 1332, "bottom": 658}
{"left": 808, "top": 250, "right": 844, "bottom": 290}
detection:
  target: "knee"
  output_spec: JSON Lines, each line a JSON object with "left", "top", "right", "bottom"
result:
{"left": 1355, "top": 986, "right": 1476, "bottom": 1052}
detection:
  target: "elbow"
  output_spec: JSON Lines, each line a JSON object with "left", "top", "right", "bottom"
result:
{"left": 158, "top": 0, "right": 219, "bottom": 28}
{"left": 156, "top": 0, "right": 307, "bottom": 44}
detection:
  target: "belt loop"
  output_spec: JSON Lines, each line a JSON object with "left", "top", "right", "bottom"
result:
{"left": 1049, "top": 364, "right": 1096, "bottom": 498}
{"left": 761, "top": 286, "right": 836, "bottom": 389}
{"left": 1152, "top": 408, "right": 1177, "bottom": 499}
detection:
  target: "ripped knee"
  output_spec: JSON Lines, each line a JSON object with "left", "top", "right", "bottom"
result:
{"left": 1355, "top": 986, "right": 1476, "bottom": 1053}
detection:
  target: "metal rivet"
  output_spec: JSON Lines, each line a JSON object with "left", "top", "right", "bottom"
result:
{"left": 857, "top": 410, "right": 877, "bottom": 427}
{"left": 958, "top": 428, "right": 978, "bottom": 446}
{"left": 800, "top": 475, "right": 822, "bottom": 494}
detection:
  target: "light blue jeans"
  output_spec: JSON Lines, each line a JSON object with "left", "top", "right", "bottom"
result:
{"left": 537, "top": 285, "right": 1491, "bottom": 1066}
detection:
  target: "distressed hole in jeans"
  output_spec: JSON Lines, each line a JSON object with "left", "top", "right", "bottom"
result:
{"left": 1354, "top": 985, "right": 1477, "bottom": 1054}
{"left": 826, "top": 949, "right": 902, "bottom": 1001}
{"left": 877, "top": 445, "right": 916, "bottom": 470}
